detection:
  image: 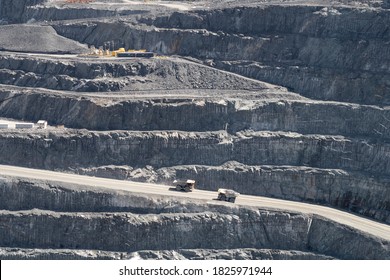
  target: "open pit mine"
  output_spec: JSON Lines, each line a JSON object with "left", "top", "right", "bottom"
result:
{"left": 0, "top": 0, "right": 389, "bottom": 260}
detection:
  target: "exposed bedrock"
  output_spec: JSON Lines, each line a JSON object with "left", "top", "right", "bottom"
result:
{"left": 142, "top": 5, "right": 390, "bottom": 105}
{"left": 3, "top": 2, "right": 390, "bottom": 104}
{"left": 51, "top": 4, "right": 390, "bottom": 105}
{"left": 0, "top": 0, "right": 146, "bottom": 23}
{"left": 215, "top": 59, "right": 390, "bottom": 106}
{"left": 0, "top": 54, "right": 156, "bottom": 80}
{"left": 1, "top": 170, "right": 389, "bottom": 223}
{"left": 0, "top": 25, "right": 88, "bottom": 54}
{"left": 23, "top": 6, "right": 148, "bottom": 23}
{"left": 1, "top": 0, "right": 389, "bottom": 260}
{"left": 0, "top": 209, "right": 310, "bottom": 254}
{"left": 0, "top": 0, "right": 45, "bottom": 23}
{"left": 0, "top": 247, "right": 334, "bottom": 260}
{"left": 1, "top": 130, "right": 390, "bottom": 176}
{"left": 0, "top": 207, "right": 387, "bottom": 259}
{"left": 0, "top": 130, "right": 390, "bottom": 223}
{"left": 0, "top": 176, "right": 233, "bottom": 214}
{"left": 76, "top": 162, "right": 390, "bottom": 223}
{"left": 0, "top": 54, "right": 268, "bottom": 91}
{"left": 0, "top": 179, "right": 390, "bottom": 259}
{"left": 1, "top": 88, "right": 390, "bottom": 139}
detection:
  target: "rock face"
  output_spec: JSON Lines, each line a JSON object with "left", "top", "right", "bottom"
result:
{"left": 0, "top": 210, "right": 311, "bottom": 253}
{"left": 0, "top": 0, "right": 45, "bottom": 23}
{"left": 51, "top": 4, "right": 390, "bottom": 106}
{"left": 0, "top": 43, "right": 389, "bottom": 225}
{"left": 0, "top": 177, "right": 388, "bottom": 259}
{"left": 0, "top": 53, "right": 270, "bottom": 92}
{"left": 0, "top": 247, "right": 335, "bottom": 260}
{"left": 0, "top": 25, "right": 88, "bottom": 54}
{"left": 0, "top": 130, "right": 389, "bottom": 223}
{"left": 0, "top": 82, "right": 389, "bottom": 140}
{"left": 0, "top": 0, "right": 389, "bottom": 259}
{"left": 2, "top": 130, "right": 390, "bottom": 175}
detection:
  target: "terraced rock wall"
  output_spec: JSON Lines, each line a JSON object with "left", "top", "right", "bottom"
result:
{"left": 51, "top": 5, "right": 390, "bottom": 105}
{"left": 2, "top": 130, "right": 390, "bottom": 175}
{"left": 3, "top": 1, "right": 390, "bottom": 105}
{"left": 0, "top": 177, "right": 388, "bottom": 259}
{"left": 0, "top": 130, "right": 389, "bottom": 223}
{"left": 0, "top": 247, "right": 334, "bottom": 260}
{"left": 1, "top": 87, "right": 390, "bottom": 138}
{"left": 0, "top": 0, "right": 45, "bottom": 22}
{"left": 0, "top": 53, "right": 266, "bottom": 91}
{"left": 0, "top": 0, "right": 389, "bottom": 259}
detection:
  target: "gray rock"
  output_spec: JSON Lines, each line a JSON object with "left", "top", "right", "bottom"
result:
{"left": 0, "top": 25, "right": 88, "bottom": 54}
{"left": 0, "top": 247, "right": 334, "bottom": 260}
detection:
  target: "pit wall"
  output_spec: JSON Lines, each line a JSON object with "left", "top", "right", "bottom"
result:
{"left": 0, "top": 0, "right": 45, "bottom": 22}
{"left": 178, "top": 165, "right": 389, "bottom": 223}
{"left": 0, "top": 54, "right": 153, "bottom": 79}
{"left": 3, "top": 163, "right": 389, "bottom": 224}
{"left": 23, "top": 6, "right": 147, "bottom": 23}
{"left": 0, "top": 247, "right": 334, "bottom": 260}
{"left": 0, "top": 54, "right": 153, "bottom": 92}
{"left": 78, "top": 163, "right": 390, "bottom": 223}
{"left": 2, "top": 2, "right": 389, "bottom": 104}
{"left": 50, "top": 5, "right": 390, "bottom": 105}
{"left": 1, "top": 89, "right": 390, "bottom": 140}
{"left": 1, "top": 131, "right": 390, "bottom": 176}
{"left": 0, "top": 131, "right": 389, "bottom": 223}
{"left": 0, "top": 53, "right": 264, "bottom": 91}
{"left": 0, "top": 0, "right": 144, "bottom": 23}
{"left": 0, "top": 178, "right": 388, "bottom": 259}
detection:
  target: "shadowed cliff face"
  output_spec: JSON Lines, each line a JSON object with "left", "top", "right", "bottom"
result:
{"left": 0, "top": 0, "right": 45, "bottom": 22}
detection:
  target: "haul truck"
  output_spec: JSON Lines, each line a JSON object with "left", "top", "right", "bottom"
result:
{"left": 217, "top": 188, "right": 239, "bottom": 203}
{"left": 173, "top": 179, "right": 196, "bottom": 192}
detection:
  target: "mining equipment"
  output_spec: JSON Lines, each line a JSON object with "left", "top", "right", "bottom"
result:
{"left": 217, "top": 188, "right": 239, "bottom": 203}
{"left": 85, "top": 46, "right": 154, "bottom": 58}
{"left": 112, "top": 48, "right": 154, "bottom": 58}
{"left": 173, "top": 179, "right": 196, "bottom": 192}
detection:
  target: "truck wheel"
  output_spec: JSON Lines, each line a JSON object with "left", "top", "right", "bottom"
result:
{"left": 184, "top": 186, "right": 190, "bottom": 192}
{"left": 228, "top": 197, "right": 236, "bottom": 203}
{"left": 219, "top": 194, "right": 226, "bottom": 201}
{"left": 176, "top": 185, "right": 182, "bottom": 191}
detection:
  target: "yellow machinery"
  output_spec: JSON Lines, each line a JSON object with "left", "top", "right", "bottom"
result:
{"left": 83, "top": 46, "right": 154, "bottom": 58}
{"left": 111, "top": 47, "right": 126, "bottom": 57}
{"left": 112, "top": 48, "right": 154, "bottom": 58}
